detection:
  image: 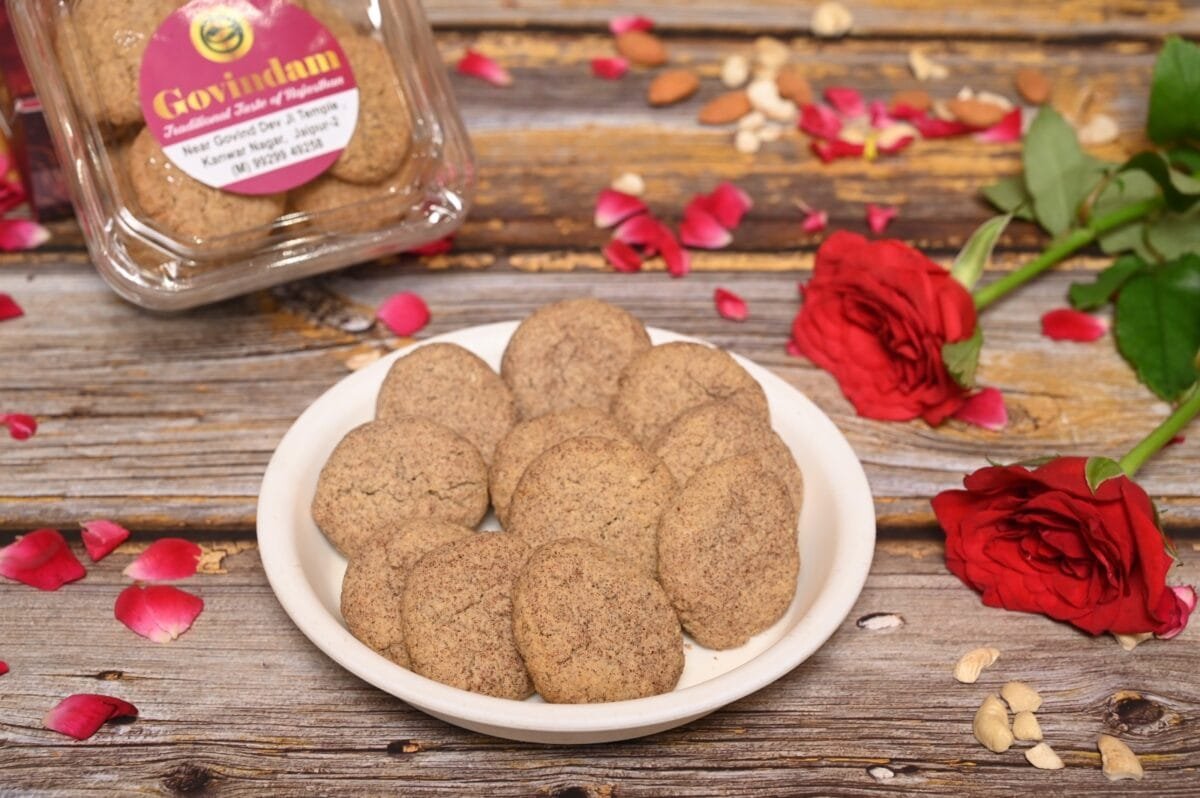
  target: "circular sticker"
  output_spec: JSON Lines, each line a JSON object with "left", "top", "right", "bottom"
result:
{"left": 139, "top": 0, "right": 360, "bottom": 195}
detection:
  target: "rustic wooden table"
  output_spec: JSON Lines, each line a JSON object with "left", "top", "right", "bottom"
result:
{"left": 2, "top": 1, "right": 1198, "bottom": 795}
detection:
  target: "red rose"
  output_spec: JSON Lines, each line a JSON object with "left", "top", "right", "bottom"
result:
{"left": 932, "top": 456, "right": 1195, "bottom": 637}
{"left": 791, "top": 231, "right": 976, "bottom": 425}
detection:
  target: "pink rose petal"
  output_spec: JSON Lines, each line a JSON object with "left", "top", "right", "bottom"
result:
{"left": 1159, "top": 585, "right": 1197, "bottom": 639}
{"left": 122, "top": 538, "right": 202, "bottom": 582}
{"left": 602, "top": 239, "right": 643, "bottom": 273}
{"left": 1041, "top": 308, "right": 1107, "bottom": 342}
{"left": 0, "top": 220, "right": 49, "bottom": 252}
{"left": 115, "top": 585, "right": 204, "bottom": 643}
{"left": 590, "top": 57, "right": 629, "bottom": 80}
{"left": 786, "top": 338, "right": 804, "bottom": 358}
{"left": 44, "top": 694, "right": 138, "bottom": 741}
{"left": 0, "top": 293, "right": 22, "bottom": 321}
{"left": 680, "top": 202, "right": 732, "bottom": 249}
{"left": 811, "top": 138, "right": 865, "bottom": 162}
{"left": 801, "top": 210, "right": 828, "bottom": 233}
{"left": 0, "top": 529, "right": 86, "bottom": 591}
{"left": 594, "top": 189, "right": 648, "bottom": 228}
{"left": 876, "top": 130, "right": 916, "bottom": 156}
{"left": 456, "top": 49, "right": 512, "bottom": 87}
{"left": 609, "top": 14, "right": 654, "bottom": 34}
{"left": 799, "top": 104, "right": 843, "bottom": 140}
{"left": 80, "top": 520, "right": 131, "bottom": 563}
{"left": 406, "top": 237, "right": 453, "bottom": 256}
{"left": 1, "top": 413, "right": 37, "bottom": 440}
{"left": 866, "top": 203, "right": 898, "bottom": 234}
{"left": 0, "top": 661, "right": 8, "bottom": 676}
{"left": 975, "top": 108, "right": 1023, "bottom": 143}
{"left": 714, "top": 288, "right": 748, "bottom": 321}
{"left": 694, "top": 182, "right": 752, "bottom": 230}
{"left": 953, "top": 387, "right": 1008, "bottom": 431}
{"left": 613, "top": 212, "right": 668, "bottom": 252}
{"left": 377, "top": 292, "right": 430, "bottom": 337}
{"left": 824, "top": 86, "right": 866, "bottom": 118}
{"left": 657, "top": 227, "right": 691, "bottom": 278}
{"left": 868, "top": 100, "right": 895, "bottom": 129}
{"left": 911, "top": 113, "right": 975, "bottom": 139}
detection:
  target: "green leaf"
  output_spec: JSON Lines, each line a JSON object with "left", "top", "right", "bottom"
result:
{"left": 1093, "top": 170, "right": 1160, "bottom": 258}
{"left": 1114, "top": 254, "right": 1200, "bottom": 401}
{"left": 942, "top": 326, "right": 984, "bottom": 389}
{"left": 1098, "top": 220, "right": 1158, "bottom": 262}
{"left": 1120, "top": 151, "right": 1200, "bottom": 213}
{"left": 1085, "top": 456, "right": 1126, "bottom": 493}
{"left": 1146, "top": 206, "right": 1200, "bottom": 259}
{"left": 1148, "top": 36, "right": 1200, "bottom": 146}
{"left": 1022, "top": 108, "right": 1111, "bottom": 235}
{"left": 951, "top": 214, "right": 1012, "bottom": 291}
{"left": 1169, "top": 145, "right": 1200, "bottom": 176}
{"left": 981, "top": 177, "right": 1035, "bottom": 221}
{"left": 1069, "top": 255, "right": 1148, "bottom": 310}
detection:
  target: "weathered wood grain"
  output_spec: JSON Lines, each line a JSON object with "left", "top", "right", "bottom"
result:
{"left": 0, "top": 540, "right": 1196, "bottom": 796}
{"left": 1, "top": 263, "right": 1197, "bottom": 534}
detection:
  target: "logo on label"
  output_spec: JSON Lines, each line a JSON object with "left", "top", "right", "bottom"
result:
{"left": 190, "top": 7, "right": 255, "bottom": 63}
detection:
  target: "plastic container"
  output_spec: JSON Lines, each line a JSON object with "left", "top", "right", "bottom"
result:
{"left": 8, "top": 0, "right": 473, "bottom": 310}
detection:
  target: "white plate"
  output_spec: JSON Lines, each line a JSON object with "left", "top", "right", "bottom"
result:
{"left": 257, "top": 322, "right": 875, "bottom": 744}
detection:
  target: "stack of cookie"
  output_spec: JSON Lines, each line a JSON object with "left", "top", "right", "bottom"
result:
{"left": 314, "top": 298, "right": 804, "bottom": 704}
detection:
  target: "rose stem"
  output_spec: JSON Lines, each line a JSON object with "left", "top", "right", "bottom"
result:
{"left": 972, "top": 196, "right": 1163, "bottom": 312}
{"left": 1118, "top": 382, "right": 1200, "bottom": 477}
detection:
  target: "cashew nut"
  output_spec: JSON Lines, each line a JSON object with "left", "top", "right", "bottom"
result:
{"left": 973, "top": 694, "right": 1014, "bottom": 753}
{"left": 1113, "top": 632, "right": 1152, "bottom": 651}
{"left": 811, "top": 1, "right": 853, "bottom": 38}
{"left": 1025, "top": 742, "right": 1065, "bottom": 770}
{"left": 1012, "top": 710, "right": 1043, "bottom": 741}
{"left": 1098, "top": 735, "right": 1144, "bottom": 781}
{"left": 1001, "top": 681, "right": 1043, "bottom": 713}
{"left": 954, "top": 646, "right": 1000, "bottom": 683}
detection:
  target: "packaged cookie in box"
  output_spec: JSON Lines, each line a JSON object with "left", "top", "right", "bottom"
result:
{"left": 7, "top": 0, "right": 473, "bottom": 309}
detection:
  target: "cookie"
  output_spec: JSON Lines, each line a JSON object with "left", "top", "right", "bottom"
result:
{"left": 512, "top": 538, "right": 683, "bottom": 703}
{"left": 489, "top": 408, "right": 633, "bottom": 527}
{"left": 506, "top": 436, "right": 675, "bottom": 575}
{"left": 339, "top": 519, "right": 475, "bottom": 668}
{"left": 651, "top": 401, "right": 804, "bottom": 519}
{"left": 126, "top": 128, "right": 285, "bottom": 248}
{"left": 376, "top": 343, "right": 516, "bottom": 465}
{"left": 402, "top": 533, "right": 534, "bottom": 699}
{"left": 330, "top": 35, "right": 413, "bottom": 184}
{"left": 657, "top": 455, "right": 800, "bottom": 650}
{"left": 501, "top": 299, "right": 652, "bottom": 420}
{"left": 312, "top": 417, "right": 488, "bottom": 556}
{"left": 67, "top": 0, "right": 182, "bottom": 128}
{"left": 289, "top": 168, "right": 417, "bottom": 235}
{"left": 612, "top": 342, "right": 769, "bottom": 447}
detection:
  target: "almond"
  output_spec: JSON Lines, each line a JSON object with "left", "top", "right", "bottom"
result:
{"left": 775, "top": 65, "right": 813, "bottom": 105}
{"left": 890, "top": 89, "right": 932, "bottom": 112}
{"left": 615, "top": 30, "right": 667, "bottom": 67}
{"left": 1015, "top": 67, "right": 1051, "bottom": 104}
{"left": 647, "top": 69, "right": 700, "bottom": 106}
{"left": 698, "top": 90, "right": 752, "bottom": 124}
{"left": 947, "top": 98, "right": 1008, "bottom": 128}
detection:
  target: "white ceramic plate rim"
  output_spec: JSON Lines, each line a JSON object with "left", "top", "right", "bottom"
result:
{"left": 257, "top": 321, "right": 875, "bottom": 737}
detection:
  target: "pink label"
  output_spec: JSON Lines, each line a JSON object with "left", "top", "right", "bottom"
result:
{"left": 139, "top": 0, "right": 359, "bottom": 195}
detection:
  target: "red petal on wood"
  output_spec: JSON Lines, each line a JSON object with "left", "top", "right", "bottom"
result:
{"left": 714, "top": 288, "right": 748, "bottom": 321}
{"left": 1, "top": 413, "right": 37, "bottom": 440}
{"left": 910, "top": 113, "right": 975, "bottom": 138}
{"left": 876, "top": 132, "right": 916, "bottom": 155}
{"left": 80, "top": 520, "right": 132, "bottom": 563}
{"left": 680, "top": 202, "right": 733, "bottom": 249}
{"left": 976, "top": 108, "right": 1023, "bottom": 143}
{"left": 1169, "top": 435, "right": 1186, "bottom": 446}
{"left": 1041, "top": 308, "right": 1107, "bottom": 342}
{"left": 609, "top": 14, "right": 654, "bottom": 34}
{"left": 823, "top": 86, "right": 866, "bottom": 118}
{"left": 44, "top": 694, "right": 138, "bottom": 740}
{"left": 0, "top": 661, "right": 8, "bottom": 676}
{"left": 953, "top": 388, "right": 1008, "bottom": 431}
{"left": 801, "top": 210, "right": 828, "bottom": 233}
{"left": 602, "top": 239, "right": 643, "bottom": 272}
{"left": 785, "top": 338, "right": 804, "bottom": 358}
{"left": 811, "top": 138, "right": 864, "bottom": 163}
{"left": 868, "top": 100, "right": 894, "bottom": 129}
{"left": 115, "top": 585, "right": 204, "bottom": 643}
{"left": 613, "top": 212, "right": 667, "bottom": 251}
{"left": 0, "top": 220, "right": 49, "bottom": 252}
{"left": 122, "top": 538, "right": 202, "bottom": 582}
{"left": 1159, "top": 585, "right": 1197, "bottom": 639}
{"left": 456, "top": 49, "right": 512, "bottom": 86}
{"left": 799, "top": 103, "right": 843, "bottom": 140}
{"left": 694, "top": 182, "right": 752, "bottom": 230}
{"left": 0, "top": 529, "right": 86, "bottom": 591}
{"left": 406, "top": 236, "right": 453, "bottom": 256}
{"left": 594, "top": 189, "right": 648, "bottom": 228}
{"left": 655, "top": 226, "right": 690, "bottom": 278}
{"left": 590, "top": 56, "right": 630, "bottom": 80}
{"left": 0, "top": 293, "right": 22, "bottom": 321}
{"left": 377, "top": 292, "right": 431, "bottom": 337}
{"left": 866, "top": 203, "right": 898, "bottom": 234}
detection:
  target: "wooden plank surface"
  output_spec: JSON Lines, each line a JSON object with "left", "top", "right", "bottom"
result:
{"left": 1, "top": 539, "right": 1196, "bottom": 796}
